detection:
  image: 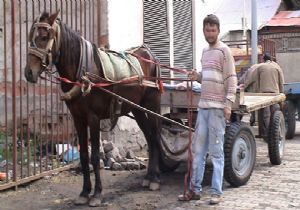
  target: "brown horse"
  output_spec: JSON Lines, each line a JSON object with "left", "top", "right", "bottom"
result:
{"left": 24, "top": 11, "right": 162, "bottom": 207}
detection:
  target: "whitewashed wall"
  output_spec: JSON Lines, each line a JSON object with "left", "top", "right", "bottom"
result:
{"left": 107, "top": 0, "right": 143, "bottom": 51}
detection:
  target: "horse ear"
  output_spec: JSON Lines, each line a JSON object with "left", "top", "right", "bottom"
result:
{"left": 28, "top": 26, "right": 34, "bottom": 42}
{"left": 49, "top": 10, "right": 60, "bottom": 26}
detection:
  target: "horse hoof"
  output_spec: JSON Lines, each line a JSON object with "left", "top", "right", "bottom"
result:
{"left": 149, "top": 182, "right": 160, "bottom": 191}
{"left": 142, "top": 179, "right": 150, "bottom": 187}
{"left": 74, "top": 196, "right": 89, "bottom": 205}
{"left": 89, "top": 197, "right": 101, "bottom": 207}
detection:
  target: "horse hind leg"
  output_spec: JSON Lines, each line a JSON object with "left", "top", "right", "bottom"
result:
{"left": 132, "top": 109, "right": 161, "bottom": 191}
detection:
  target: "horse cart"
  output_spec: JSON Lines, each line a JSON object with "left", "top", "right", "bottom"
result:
{"left": 159, "top": 85, "right": 286, "bottom": 187}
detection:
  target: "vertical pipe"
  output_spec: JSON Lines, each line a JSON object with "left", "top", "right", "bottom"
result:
{"left": 50, "top": 75, "right": 53, "bottom": 170}
{"left": 31, "top": 0, "right": 36, "bottom": 176}
{"left": 92, "top": 0, "right": 95, "bottom": 43}
{"left": 242, "top": 0, "right": 247, "bottom": 39}
{"left": 192, "top": 0, "right": 196, "bottom": 70}
{"left": 39, "top": 0, "right": 45, "bottom": 174}
{"left": 55, "top": 0, "right": 60, "bottom": 169}
{"left": 70, "top": 0, "right": 73, "bottom": 29}
{"left": 89, "top": 0, "right": 92, "bottom": 41}
{"left": 97, "top": 0, "right": 101, "bottom": 46}
{"left": 25, "top": 0, "right": 30, "bottom": 177}
{"left": 3, "top": 0, "right": 8, "bottom": 183}
{"left": 75, "top": 0, "right": 78, "bottom": 33}
{"left": 18, "top": 0, "right": 24, "bottom": 178}
{"left": 251, "top": 0, "right": 257, "bottom": 65}
{"left": 66, "top": 0, "right": 69, "bottom": 25}
{"left": 11, "top": 0, "right": 18, "bottom": 183}
{"left": 166, "top": 0, "right": 174, "bottom": 83}
{"left": 60, "top": 0, "right": 63, "bottom": 21}
{"left": 84, "top": 0, "right": 87, "bottom": 38}
{"left": 50, "top": 0, "right": 52, "bottom": 14}
{"left": 80, "top": 0, "right": 83, "bottom": 35}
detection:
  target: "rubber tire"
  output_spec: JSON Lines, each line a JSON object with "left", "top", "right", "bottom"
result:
{"left": 284, "top": 100, "right": 296, "bottom": 139}
{"left": 268, "top": 110, "right": 285, "bottom": 165}
{"left": 224, "top": 122, "right": 256, "bottom": 187}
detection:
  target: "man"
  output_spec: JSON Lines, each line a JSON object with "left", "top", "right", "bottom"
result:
{"left": 244, "top": 53, "right": 284, "bottom": 140}
{"left": 239, "top": 63, "right": 260, "bottom": 126}
{"left": 178, "top": 14, "right": 237, "bottom": 205}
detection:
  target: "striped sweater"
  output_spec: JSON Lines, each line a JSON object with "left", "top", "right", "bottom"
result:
{"left": 197, "top": 41, "right": 237, "bottom": 110}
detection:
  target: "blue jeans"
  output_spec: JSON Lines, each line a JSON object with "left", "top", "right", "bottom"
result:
{"left": 190, "top": 108, "right": 226, "bottom": 195}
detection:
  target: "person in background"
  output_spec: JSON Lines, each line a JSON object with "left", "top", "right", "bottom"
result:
{"left": 239, "top": 63, "right": 260, "bottom": 126}
{"left": 244, "top": 53, "right": 284, "bottom": 141}
{"left": 178, "top": 14, "right": 237, "bottom": 205}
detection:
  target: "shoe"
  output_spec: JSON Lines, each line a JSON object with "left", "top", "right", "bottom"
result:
{"left": 209, "top": 194, "right": 221, "bottom": 205}
{"left": 178, "top": 190, "right": 201, "bottom": 201}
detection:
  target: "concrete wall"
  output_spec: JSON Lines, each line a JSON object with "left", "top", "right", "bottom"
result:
{"left": 277, "top": 52, "right": 300, "bottom": 83}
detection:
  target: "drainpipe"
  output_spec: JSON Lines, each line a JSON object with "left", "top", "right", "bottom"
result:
{"left": 166, "top": 0, "right": 174, "bottom": 83}
{"left": 251, "top": 0, "right": 258, "bottom": 65}
{"left": 192, "top": 0, "right": 196, "bottom": 70}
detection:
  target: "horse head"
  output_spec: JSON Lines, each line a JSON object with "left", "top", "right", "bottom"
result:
{"left": 25, "top": 11, "right": 61, "bottom": 83}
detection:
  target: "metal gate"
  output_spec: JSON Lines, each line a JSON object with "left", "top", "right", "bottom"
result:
{"left": 0, "top": 0, "right": 103, "bottom": 190}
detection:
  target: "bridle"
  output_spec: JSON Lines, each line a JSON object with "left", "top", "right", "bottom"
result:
{"left": 28, "top": 17, "right": 61, "bottom": 75}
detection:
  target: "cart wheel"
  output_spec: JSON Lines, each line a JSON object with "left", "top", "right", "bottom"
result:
{"left": 284, "top": 100, "right": 296, "bottom": 139}
{"left": 224, "top": 122, "right": 256, "bottom": 187}
{"left": 268, "top": 110, "right": 285, "bottom": 165}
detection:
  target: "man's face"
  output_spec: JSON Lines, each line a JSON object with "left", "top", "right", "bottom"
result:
{"left": 203, "top": 23, "right": 219, "bottom": 45}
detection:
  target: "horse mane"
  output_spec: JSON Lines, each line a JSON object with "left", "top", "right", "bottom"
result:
{"left": 56, "top": 21, "right": 82, "bottom": 80}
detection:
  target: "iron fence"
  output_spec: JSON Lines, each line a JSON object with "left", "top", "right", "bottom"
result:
{"left": 0, "top": 0, "right": 102, "bottom": 190}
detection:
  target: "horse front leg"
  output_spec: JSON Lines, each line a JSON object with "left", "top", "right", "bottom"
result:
{"left": 88, "top": 116, "right": 102, "bottom": 207}
{"left": 73, "top": 121, "right": 91, "bottom": 205}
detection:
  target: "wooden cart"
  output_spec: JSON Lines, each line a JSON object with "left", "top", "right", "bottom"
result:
{"left": 160, "top": 87, "right": 286, "bottom": 187}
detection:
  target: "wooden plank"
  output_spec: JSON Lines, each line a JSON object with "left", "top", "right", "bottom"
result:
{"left": 161, "top": 89, "right": 286, "bottom": 114}
{"left": 235, "top": 93, "right": 286, "bottom": 113}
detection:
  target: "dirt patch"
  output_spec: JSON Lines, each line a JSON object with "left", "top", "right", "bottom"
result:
{"left": 0, "top": 165, "right": 192, "bottom": 210}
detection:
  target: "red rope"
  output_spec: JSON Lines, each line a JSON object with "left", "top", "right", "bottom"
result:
{"left": 54, "top": 75, "right": 141, "bottom": 87}
{"left": 128, "top": 52, "right": 190, "bottom": 75}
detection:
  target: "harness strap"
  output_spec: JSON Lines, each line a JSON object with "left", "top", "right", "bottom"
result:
{"left": 28, "top": 47, "right": 48, "bottom": 60}
{"left": 77, "top": 37, "right": 94, "bottom": 80}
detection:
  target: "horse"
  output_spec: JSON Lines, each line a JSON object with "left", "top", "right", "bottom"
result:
{"left": 24, "top": 11, "right": 162, "bottom": 207}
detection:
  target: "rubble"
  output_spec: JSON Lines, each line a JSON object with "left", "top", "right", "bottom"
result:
{"left": 100, "top": 139, "right": 147, "bottom": 171}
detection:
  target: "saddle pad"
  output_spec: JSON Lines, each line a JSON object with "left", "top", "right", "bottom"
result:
{"left": 98, "top": 49, "right": 144, "bottom": 82}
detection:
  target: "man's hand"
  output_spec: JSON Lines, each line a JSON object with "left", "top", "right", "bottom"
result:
{"left": 224, "top": 107, "right": 231, "bottom": 122}
{"left": 188, "top": 70, "right": 198, "bottom": 81}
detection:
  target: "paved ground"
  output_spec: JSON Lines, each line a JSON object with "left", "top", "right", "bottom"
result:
{"left": 1, "top": 123, "right": 300, "bottom": 210}
{"left": 168, "top": 122, "right": 300, "bottom": 210}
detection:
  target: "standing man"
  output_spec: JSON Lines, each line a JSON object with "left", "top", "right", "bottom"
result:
{"left": 244, "top": 53, "right": 284, "bottom": 141}
{"left": 178, "top": 14, "right": 237, "bottom": 205}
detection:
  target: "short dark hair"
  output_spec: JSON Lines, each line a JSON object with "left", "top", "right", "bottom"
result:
{"left": 203, "top": 14, "right": 220, "bottom": 30}
{"left": 263, "top": 53, "right": 272, "bottom": 62}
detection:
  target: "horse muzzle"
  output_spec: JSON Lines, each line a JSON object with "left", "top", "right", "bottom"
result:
{"left": 24, "top": 66, "right": 39, "bottom": 83}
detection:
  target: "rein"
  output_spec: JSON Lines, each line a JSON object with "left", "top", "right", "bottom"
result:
{"left": 128, "top": 52, "right": 191, "bottom": 75}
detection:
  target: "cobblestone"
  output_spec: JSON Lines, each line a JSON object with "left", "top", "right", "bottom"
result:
{"left": 161, "top": 124, "right": 300, "bottom": 210}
